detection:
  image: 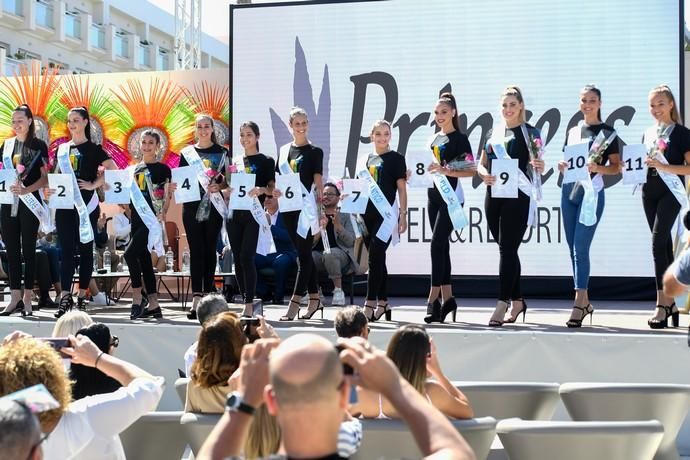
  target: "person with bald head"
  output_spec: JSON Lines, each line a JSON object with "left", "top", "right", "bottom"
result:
{"left": 198, "top": 334, "right": 475, "bottom": 460}
{"left": 0, "top": 399, "right": 44, "bottom": 460}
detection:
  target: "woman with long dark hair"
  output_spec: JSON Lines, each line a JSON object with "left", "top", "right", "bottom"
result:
{"left": 477, "top": 86, "right": 545, "bottom": 327}
{"left": 642, "top": 85, "right": 690, "bottom": 329}
{"left": 0, "top": 105, "right": 49, "bottom": 317}
{"left": 423, "top": 93, "right": 475, "bottom": 324}
{"left": 558, "top": 85, "right": 621, "bottom": 328}
{"left": 51, "top": 106, "right": 117, "bottom": 318}
{"left": 227, "top": 121, "right": 275, "bottom": 317}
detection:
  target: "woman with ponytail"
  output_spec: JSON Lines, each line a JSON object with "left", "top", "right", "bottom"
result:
{"left": 51, "top": 106, "right": 117, "bottom": 318}
{"left": 423, "top": 93, "right": 475, "bottom": 324}
{"left": 0, "top": 105, "right": 49, "bottom": 316}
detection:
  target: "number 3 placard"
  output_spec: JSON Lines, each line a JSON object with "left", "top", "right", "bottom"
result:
{"left": 172, "top": 166, "right": 201, "bottom": 204}
{"left": 563, "top": 143, "right": 589, "bottom": 184}
{"left": 340, "top": 178, "right": 368, "bottom": 214}
{"left": 0, "top": 170, "right": 16, "bottom": 204}
{"left": 229, "top": 173, "right": 256, "bottom": 210}
{"left": 276, "top": 173, "right": 303, "bottom": 212}
{"left": 491, "top": 159, "right": 519, "bottom": 198}
{"left": 47, "top": 173, "right": 74, "bottom": 209}
{"left": 104, "top": 169, "right": 133, "bottom": 204}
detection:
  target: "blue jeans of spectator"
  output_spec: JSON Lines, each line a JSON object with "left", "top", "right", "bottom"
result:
{"left": 561, "top": 182, "right": 605, "bottom": 289}
{"left": 255, "top": 252, "right": 296, "bottom": 299}
{"left": 36, "top": 244, "right": 61, "bottom": 284}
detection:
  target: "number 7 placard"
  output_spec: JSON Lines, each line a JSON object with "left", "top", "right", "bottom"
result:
{"left": 0, "top": 170, "right": 16, "bottom": 204}
{"left": 228, "top": 173, "right": 256, "bottom": 210}
{"left": 276, "top": 173, "right": 303, "bottom": 212}
{"left": 622, "top": 144, "right": 647, "bottom": 185}
{"left": 340, "top": 178, "right": 368, "bottom": 214}
{"left": 490, "top": 159, "right": 518, "bottom": 198}
{"left": 47, "top": 173, "right": 74, "bottom": 209}
{"left": 171, "top": 166, "right": 200, "bottom": 204}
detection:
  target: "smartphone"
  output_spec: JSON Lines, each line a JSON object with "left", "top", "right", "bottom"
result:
{"left": 334, "top": 344, "right": 354, "bottom": 375}
{"left": 37, "top": 337, "right": 70, "bottom": 359}
{"left": 239, "top": 317, "right": 260, "bottom": 326}
{"left": 240, "top": 318, "right": 261, "bottom": 343}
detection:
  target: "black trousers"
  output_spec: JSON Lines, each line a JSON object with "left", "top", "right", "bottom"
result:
{"left": 485, "top": 193, "right": 530, "bottom": 302}
{"left": 182, "top": 202, "right": 223, "bottom": 294}
{"left": 124, "top": 219, "right": 157, "bottom": 294}
{"left": 281, "top": 210, "right": 318, "bottom": 296}
{"left": 0, "top": 202, "right": 39, "bottom": 290}
{"left": 56, "top": 206, "right": 99, "bottom": 291}
{"left": 34, "top": 250, "right": 52, "bottom": 294}
{"left": 642, "top": 178, "right": 682, "bottom": 290}
{"left": 364, "top": 212, "right": 390, "bottom": 302}
{"left": 227, "top": 210, "right": 259, "bottom": 304}
{"left": 428, "top": 197, "right": 454, "bottom": 287}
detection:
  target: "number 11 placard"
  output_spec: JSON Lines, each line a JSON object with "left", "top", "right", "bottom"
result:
{"left": 491, "top": 159, "right": 519, "bottom": 198}
{"left": 622, "top": 144, "right": 647, "bottom": 185}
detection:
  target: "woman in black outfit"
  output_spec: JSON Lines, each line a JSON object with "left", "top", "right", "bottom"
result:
{"left": 277, "top": 107, "right": 324, "bottom": 321}
{"left": 363, "top": 120, "right": 408, "bottom": 322}
{"left": 53, "top": 107, "right": 117, "bottom": 318}
{"left": 228, "top": 121, "right": 275, "bottom": 317}
{"left": 477, "top": 87, "right": 545, "bottom": 327}
{"left": 642, "top": 85, "right": 690, "bottom": 329}
{"left": 0, "top": 105, "right": 48, "bottom": 317}
{"left": 423, "top": 93, "right": 475, "bottom": 324}
{"left": 127, "top": 130, "right": 171, "bottom": 320}
{"left": 173, "top": 114, "right": 228, "bottom": 320}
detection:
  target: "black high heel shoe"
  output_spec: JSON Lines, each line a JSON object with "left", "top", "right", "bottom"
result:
{"left": 504, "top": 299, "right": 528, "bottom": 324}
{"left": 0, "top": 300, "right": 24, "bottom": 316}
{"left": 302, "top": 298, "right": 323, "bottom": 320}
{"left": 54, "top": 296, "right": 73, "bottom": 319}
{"left": 648, "top": 304, "right": 679, "bottom": 329}
{"left": 488, "top": 301, "right": 509, "bottom": 327}
{"left": 280, "top": 299, "right": 302, "bottom": 321}
{"left": 363, "top": 304, "right": 376, "bottom": 321}
{"left": 440, "top": 298, "right": 458, "bottom": 323}
{"left": 424, "top": 299, "right": 442, "bottom": 324}
{"left": 22, "top": 300, "right": 33, "bottom": 317}
{"left": 566, "top": 304, "right": 594, "bottom": 328}
{"left": 373, "top": 303, "right": 391, "bottom": 322}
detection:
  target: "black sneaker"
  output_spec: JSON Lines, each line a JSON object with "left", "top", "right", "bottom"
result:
{"left": 130, "top": 304, "right": 144, "bottom": 320}
{"left": 54, "top": 295, "right": 74, "bottom": 318}
{"left": 77, "top": 297, "right": 88, "bottom": 311}
{"left": 139, "top": 307, "right": 163, "bottom": 319}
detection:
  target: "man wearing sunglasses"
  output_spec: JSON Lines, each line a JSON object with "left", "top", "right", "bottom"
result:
{"left": 0, "top": 399, "right": 44, "bottom": 460}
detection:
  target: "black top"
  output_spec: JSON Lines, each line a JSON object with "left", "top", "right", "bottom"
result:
{"left": 238, "top": 153, "right": 276, "bottom": 205}
{"left": 277, "top": 144, "right": 323, "bottom": 190}
{"left": 564, "top": 123, "right": 619, "bottom": 178}
{"left": 486, "top": 124, "right": 540, "bottom": 198}
{"left": 644, "top": 124, "right": 690, "bottom": 183}
{"left": 131, "top": 162, "right": 171, "bottom": 227}
{"left": 366, "top": 151, "right": 406, "bottom": 208}
{"left": 53, "top": 141, "right": 110, "bottom": 204}
{"left": 0, "top": 137, "right": 48, "bottom": 189}
{"left": 314, "top": 214, "right": 338, "bottom": 251}
{"left": 179, "top": 144, "right": 228, "bottom": 204}
{"left": 428, "top": 130, "right": 472, "bottom": 202}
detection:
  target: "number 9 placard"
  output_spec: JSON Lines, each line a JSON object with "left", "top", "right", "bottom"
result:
{"left": 340, "top": 178, "right": 368, "bottom": 214}
{"left": 229, "top": 173, "right": 256, "bottom": 210}
{"left": 104, "top": 169, "right": 133, "bottom": 204}
{"left": 171, "top": 165, "right": 201, "bottom": 204}
{"left": 622, "top": 143, "right": 647, "bottom": 185}
{"left": 276, "top": 173, "right": 303, "bottom": 212}
{"left": 47, "top": 173, "right": 74, "bottom": 209}
{"left": 0, "top": 169, "right": 16, "bottom": 204}
{"left": 562, "top": 143, "right": 590, "bottom": 184}
{"left": 490, "top": 159, "right": 519, "bottom": 198}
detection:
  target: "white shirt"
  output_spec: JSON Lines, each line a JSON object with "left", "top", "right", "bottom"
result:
{"left": 184, "top": 341, "right": 198, "bottom": 377}
{"left": 43, "top": 376, "right": 165, "bottom": 460}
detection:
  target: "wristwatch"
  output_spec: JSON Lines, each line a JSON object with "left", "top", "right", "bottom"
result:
{"left": 225, "top": 392, "right": 256, "bottom": 416}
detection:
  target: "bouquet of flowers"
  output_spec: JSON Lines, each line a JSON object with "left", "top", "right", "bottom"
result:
{"left": 588, "top": 130, "right": 618, "bottom": 165}
{"left": 145, "top": 172, "right": 168, "bottom": 244}
{"left": 196, "top": 168, "right": 219, "bottom": 222}
{"left": 647, "top": 123, "right": 673, "bottom": 159}
{"left": 10, "top": 163, "right": 25, "bottom": 216}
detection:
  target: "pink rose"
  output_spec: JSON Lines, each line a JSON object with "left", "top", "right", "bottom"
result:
{"left": 152, "top": 188, "right": 165, "bottom": 199}
{"left": 534, "top": 138, "right": 542, "bottom": 148}
{"left": 465, "top": 153, "right": 474, "bottom": 162}
{"left": 228, "top": 164, "right": 238, "bottom": 174}
{"left": 0, "top": 163, "right": 4, "bottom": 170}
{"left": 657, "top": 138, "right": 668, "bottom": 151}
{"left": 205, "top": 169, "right": 217, "bottom": 179}
{"left": 16, "top": 164, "right": 25, "bottom": 174}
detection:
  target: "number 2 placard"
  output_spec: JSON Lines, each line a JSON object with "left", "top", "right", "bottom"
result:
{"left": 491, "top": 159, "right": 518, "bottom": 198}
{"left": 229, "top": 173, "right": 256, "bottom": 210}
{"left": 47, "top": 174, "right": 74, "bottom": 209}
{"left": 562, "top": 143, "right": 590, "bottom": 184}
{"left": 0, "top": 170, "right": 16, "bottom": 204}
{"left": 172, "top": 166, "right": 200, "bottom": 204}
{"left": 622, "top": 144, "right": 647, "bottom": 185}
{"left": 276, "top": 173, "right": 303, "bottom": 212}
{"left": 104, "top": 169, "right": 133, "bottom": 204}
{"left": 340, "top": 178, "right": 368, "bottom": 214}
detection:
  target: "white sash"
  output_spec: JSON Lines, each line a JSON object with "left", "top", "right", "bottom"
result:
{"left": 130, "top": 165, "right": 164, "bottom": 255}
{"left": 355, "top": 154, "right": 397, "bottom": 243}
{"left": 235, "top": 153, "right": 275, "bottom": 255}
{"left": 2, "top": 138, "right": 53, "bottom": 232}
{"left": 489, "top": 125, "right": 538, "bottom": 227}
{"left": 56, "top": 143, "right": 94, "bottom": 243}
{"left": 429, "top": 134, "right": 468, "bottom": 231}
{"left": 278, "top": 144, "right": 319, "bottom": 238}
{"left": 181, "top": 146, "right": 228, "bottom": 218}
{"left": 566, "top": 125, "right": 607, "bottom": 226}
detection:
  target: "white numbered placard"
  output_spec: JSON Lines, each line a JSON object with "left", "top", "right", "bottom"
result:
{"left": 563, "top": 143, "right": 590, "bottom": 184}
{"left": 276, "top": 173, "right": 303, "bottom": 212}
{"left": 229, "top": 173, "right": 256, "bottom": 210}
{"left": 622, "top": 143, "right": 648, "bottom": 185}
{"left": 406, "top": 150, "right": 433, "bottom": 188}
{"left": 171, "top": 166, "right": 200, "bottom": 204}
{"left": 47, "top": 174, "right": 74, "bottom": 209}
{"left": 104, "top": 169, "right": 133, "bottom": 204}
{"left": 340, "top": 178, "right": 368, "bottom": 214}
{"left": 0, "top": 170, "right": 16, "bottom": 204}
{"left": 491, "top": 159, "right": 519, "bottom": 198}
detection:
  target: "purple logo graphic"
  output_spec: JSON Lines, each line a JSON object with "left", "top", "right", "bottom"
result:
{"left": 270, "top": 37, "right": 331, "bottom": 179}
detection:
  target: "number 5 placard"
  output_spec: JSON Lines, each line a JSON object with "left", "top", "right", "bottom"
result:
{"left": 622, "top": 144, "right": 647, "bottom": 185}
{"left": 0, "top": 170, "right": 16, "bottom": 204}
{"left": 104, "top": 169, "right": 133, "bottom": 204}
{"left": 171, "top": 166, "right": 200, "bottom": 204}
{"left": 276, "top": 173, "right": 303, "bottom": 212}
{"left": 491, "top": 159, "right": 519, "bottom": 198}
{"left": 229, "top": 173, "right": 256, "bottom": 210}
{"left": 340, "top": 178, "right": 368, "bottom": 214}
{"left": 47, "top": 173, "right": 74, "bottom": 209}
{"left": 563, "top": 143, "right": 590, "bottom": 184}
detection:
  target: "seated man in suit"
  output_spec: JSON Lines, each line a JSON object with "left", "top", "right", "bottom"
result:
{"left": 312, "top": 182, "right": 356, "bottom": 306}
{"left": 255, "top": 194, "right": 297, "bottom": 305}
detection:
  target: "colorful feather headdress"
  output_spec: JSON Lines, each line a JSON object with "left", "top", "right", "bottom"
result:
{"left": 184, "top": 81, "right": 229, "bottom": 146}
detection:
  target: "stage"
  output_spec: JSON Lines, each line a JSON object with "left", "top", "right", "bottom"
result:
{"left": 1, "top": 296, "right": 689, "bottom": 456}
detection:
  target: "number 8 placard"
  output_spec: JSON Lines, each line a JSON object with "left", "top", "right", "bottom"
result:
{"left": 229, "top": 173, "right": 256, "bottom": 210}
{"left": 47, "top": 173, "right": 74, "bottom": 209}
{"left": 340, "top": 178, "right": 368, "bottom": 214}
{"left": 490, "top": 159, "right": 519, "bottom": 198}
{"left": 104, "top": 169, "right": 133, "bottom": 204}
{"left": 276, "top": 173, "right": 303, "bottom": 212}
{"left": 0, "top": 170, "right": 16, "bottom": 204}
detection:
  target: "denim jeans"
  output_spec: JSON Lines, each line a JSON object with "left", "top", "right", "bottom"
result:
{"left": 561, "top": 182, "right": 605, "bottom": 289}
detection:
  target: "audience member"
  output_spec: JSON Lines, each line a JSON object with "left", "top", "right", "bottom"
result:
{"left": 255, "top": 194, "right": 297, "bottom": 305}
{"left": 198, "top": 335, "right": 474, "bottom": 459}
{"left": 51, "top": 310, "right": 94, "bottom": 338}
{"left": 36, "top": 230, "right": 62, "bottom": 306}
{"left": 0, "top": 399, "right": 43, "bottom": 460}
{"left": 312, "top": 182, "right": 356, "bottom": 306}
{"left": 334, "top": 306, "right": 369, "bottom": 339}
{"left": 183, "top": 294, "right": 230, "bottom": 376}
{"left": 351, "top": 325, "right": 473, "bottom": 419}
{"left": 70, "top": 323, "right": 121, "bottom": 400}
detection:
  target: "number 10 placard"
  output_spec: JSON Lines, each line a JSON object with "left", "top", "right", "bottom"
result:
{"left": 491, "top": 159, "right": 518, "bottom": 198}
